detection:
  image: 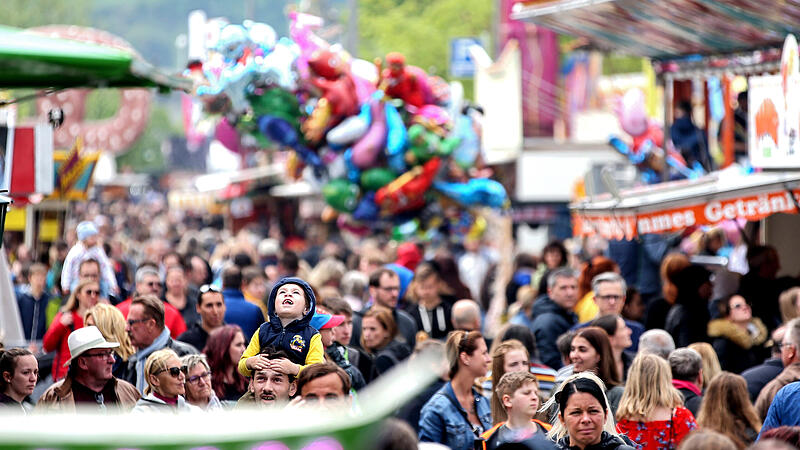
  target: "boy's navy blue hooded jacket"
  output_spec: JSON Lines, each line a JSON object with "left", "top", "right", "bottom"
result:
{"left": 237, "top": 277, "right": 325, "bottom": 376}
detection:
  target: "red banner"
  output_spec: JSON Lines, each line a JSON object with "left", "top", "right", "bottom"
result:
{"left": 574, "top": 188, "right": 800, "bottom": 239}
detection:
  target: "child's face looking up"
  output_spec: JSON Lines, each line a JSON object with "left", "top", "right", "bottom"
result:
{"left": 275, "top": 283, "right": 308, "bottom": 318}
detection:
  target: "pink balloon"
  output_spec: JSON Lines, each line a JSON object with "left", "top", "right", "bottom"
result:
{"left": 351, "top": 101, "right": 387, "bottom": 169}
{"left": 618, "top": 89, "right": 649, "bottom": 137}
{"left": 353, "top": 74, "right": 376, "bottom": 105}
{"left": 215, "top": 117, "right": 241, "bottom": 153}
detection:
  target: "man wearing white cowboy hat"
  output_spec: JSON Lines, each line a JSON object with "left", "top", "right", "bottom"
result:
{"left": 37, "top": 326, "right": 140, "bottom": 412}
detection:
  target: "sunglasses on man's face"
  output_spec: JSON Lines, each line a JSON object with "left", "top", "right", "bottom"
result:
{"left": 156, "top": 366, "right": 182, "bottom": 378}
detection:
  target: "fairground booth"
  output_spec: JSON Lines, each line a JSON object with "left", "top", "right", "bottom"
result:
{"left": 513, "top": 1, "right": 800, "bottom": 284}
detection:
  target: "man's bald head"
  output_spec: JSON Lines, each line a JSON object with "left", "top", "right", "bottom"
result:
{"left": 451, "top": 299, "right": 482, "bottom": 332}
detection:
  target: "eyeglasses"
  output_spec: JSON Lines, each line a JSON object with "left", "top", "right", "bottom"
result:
{"left": 596, "top": 294, "right": 623, "bottom": 302}
{"left": 84, "top": 289, "right": 100, "bottom": 297}
{"left": 126, "top": 317, "right": 151, "bottom": 326}
{"left": 186, "top": 371, "right": 211, "bottom": 384}
{"left": 146, "top": 281, "right": 162, "bottom": 288}
{"left": 82, "top": 350, "right": 115, "bottom": 359}
{"left": 156, "top": 366, "right": 183, "bottom": 378}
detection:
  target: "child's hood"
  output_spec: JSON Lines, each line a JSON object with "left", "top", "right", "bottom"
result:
{"left": 267, "top": 277, "right": 317, "bottom": 328}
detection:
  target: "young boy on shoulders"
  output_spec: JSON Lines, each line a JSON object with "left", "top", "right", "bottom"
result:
{"left": 239, "top": 278, "right": 324, "bottom": 378}
{"left": 481, "top": 371, "right": 551, "bottom": 449}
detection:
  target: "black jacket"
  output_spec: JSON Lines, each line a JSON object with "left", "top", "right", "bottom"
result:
{"left": 707, "top": 318, "right": 769, "bottom": 374}
{"left": 531, "top": 296, "right": 578, "bottom": 369}
{"left": 177, "top": 321, "right": 211, "bottom": 353}
{"left": 665, "top": 304, "right": 710, "bottom": 348}
{"left": 368, "top": 339, "right": 411, "bottom": 382}
{"left": 741, "top": 358, "right": 784, "bottom": 402}
{"left": 676, "top": 386, "right": 703, "bottom": 418}
{"left": 556, "top": 431, "right": 637, "bottom": 450}
{"left": 405, "top": 301, "right": 452, "bottom": 340}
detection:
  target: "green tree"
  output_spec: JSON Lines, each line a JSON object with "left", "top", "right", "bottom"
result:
{"left": 358, "top": 0, "right": 493, "bottom": 100}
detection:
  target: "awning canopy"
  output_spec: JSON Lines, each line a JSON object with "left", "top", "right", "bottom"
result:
{"left": 0, "top": 26, "right": 191, "bottom": 91}
{"left": 511, "top": 0, "right": 800, "bottom": 60}
{"left": 570, "top": 169, "right": 800, "bottom": 240}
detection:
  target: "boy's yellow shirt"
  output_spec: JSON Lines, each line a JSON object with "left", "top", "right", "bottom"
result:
{"left": 238, "top": 326, "right": 324, "bottom": 377}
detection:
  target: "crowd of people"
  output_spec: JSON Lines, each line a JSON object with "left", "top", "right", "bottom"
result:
{"left": 4, "top": 196, "right": 800, "bottom": 450}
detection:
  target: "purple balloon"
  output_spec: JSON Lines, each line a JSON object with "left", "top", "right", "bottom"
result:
{"left": 215, "top": 118, "right": 241, "bottom": 153}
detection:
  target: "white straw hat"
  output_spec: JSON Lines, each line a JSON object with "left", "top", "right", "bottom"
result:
{"left": 63, "top": 326, "right": 120, "bottom": 367}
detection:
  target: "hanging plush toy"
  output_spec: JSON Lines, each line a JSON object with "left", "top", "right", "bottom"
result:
{"left": 303, "top": 48, "right": 360, "bottom": 143}
{"left": 379, "top": 52, "right": 434, "bottom": 109}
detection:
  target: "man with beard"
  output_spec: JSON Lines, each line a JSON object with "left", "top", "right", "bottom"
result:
{"left": 237, "top": 348, "right": 296, "bottom": 408}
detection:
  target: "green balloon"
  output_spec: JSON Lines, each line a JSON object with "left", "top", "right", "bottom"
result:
{"left": 438, "top": 136, "right": 461, "bottom": 157}
{"left": 360, "top": 168, "right": 396, "bottom": 191}
{"left": 323, "top": 179, "right": 361, "bottom": 212}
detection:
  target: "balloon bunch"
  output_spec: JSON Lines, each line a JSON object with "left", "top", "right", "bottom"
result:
{"left": 610, "top": 89, "right": 704, "bottom": 184}
{"left": 189, "top": 13, "right": 508, "bottom": 238}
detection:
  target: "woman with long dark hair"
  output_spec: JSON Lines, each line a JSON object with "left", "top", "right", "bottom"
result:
{"left": 570, "top": 327, "right": 624, "bottom": 415}
{"left": 204, "top": 324, "right": 248, "bottom": 402}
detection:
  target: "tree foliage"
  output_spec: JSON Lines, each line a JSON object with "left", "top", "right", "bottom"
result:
{"left": 358, "top": 0, "right": 493, "bottom": 97}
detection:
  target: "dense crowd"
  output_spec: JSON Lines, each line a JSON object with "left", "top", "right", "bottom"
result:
{"left": 4, "top": 197, "right": 800, "bottom": 450}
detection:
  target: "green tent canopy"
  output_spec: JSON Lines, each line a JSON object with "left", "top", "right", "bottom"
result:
{"left": 0, "top": 25, "right": 191, "bottom": 91}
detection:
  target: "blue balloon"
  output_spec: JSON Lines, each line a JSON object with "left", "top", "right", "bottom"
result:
{"left": 452, "top": 115, "right": 479, "bottom": 168}
{"left": 385, "top": 103, "right": 408, "bottom": 156}
{"left": 352, "top": 191, "right": 379, "bottom": 221}
{"left": 258, "top": 115, "right": 325, "bottom": 178}
{"left": 434, "top": 179, "right": 507, "bottom": 208}
{"left": 343, "top": 148, "right": 361, "bottom": 184}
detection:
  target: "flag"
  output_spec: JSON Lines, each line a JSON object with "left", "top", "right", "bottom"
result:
{"left": 3, "top": 123, "right": 54, "bottom": 196}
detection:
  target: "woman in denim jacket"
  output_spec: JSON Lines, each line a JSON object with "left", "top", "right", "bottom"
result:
{"left": 419, "top": 330, "right": 493, "bottom": 450}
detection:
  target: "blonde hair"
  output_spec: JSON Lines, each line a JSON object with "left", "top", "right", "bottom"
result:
{"left": 616, "top": 353, "right": 684, "bottom": 421}
{"left": 61, "top": 278, "right": 99, "bottom": 313}
{"left": 779, "top": 287, "right": 800, "bottom": 324}
{"left": 688, "top": 342, "right": 721, "bottom": 388}
{"left": 84, "top": 304, "right": 135, "bottom": 360}
{"left": 143, "top": 348, "right": 179, "bottom": 395}
{"left": 542, "top": 371, "right": 618, "bottom": 441}
{"left": 507, "top": 285, "right": 538, "bottom": 319}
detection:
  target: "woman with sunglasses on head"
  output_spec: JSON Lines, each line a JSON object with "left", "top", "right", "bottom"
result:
{"left": 132, "top": 348, "right": 200, "bottom": 413}
{"left": 707, "top": 294, "right": 769, "bottom": 374}
{"left": 204, "top": 325, "right": 248, "bottom": 403}
{"left": 419, "top": 330, "right": 492, "bottom": 450}
{"left": 43, "top": 278, "right": 101, "bottom": 381}
{"left": 0, "top": 348, "right": 38, "bottom": 414}
{"left": 180, "top": 354, "right": 222, "bottom": 411}
{"left": 545, "top": 371, "right": 636, "bottom": 450}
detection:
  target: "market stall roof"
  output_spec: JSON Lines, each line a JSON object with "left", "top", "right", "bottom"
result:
{"left": 510, "top": 0, "right": 800, "bottom": 60}
{"left": 571, "top": 168, "right": 800, "bottom": 240}
{"left": 0, "top": 26, "right": 192, "bottom": 91}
